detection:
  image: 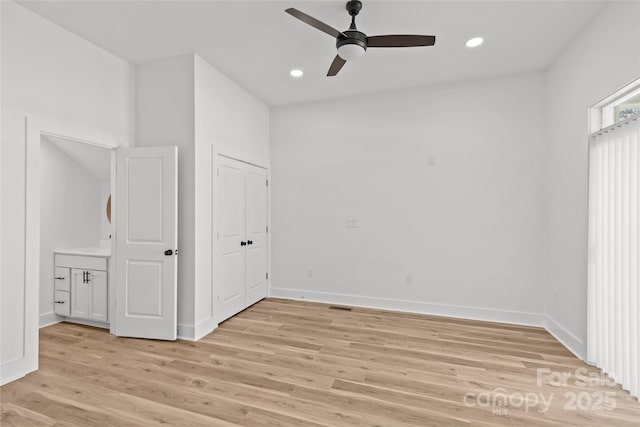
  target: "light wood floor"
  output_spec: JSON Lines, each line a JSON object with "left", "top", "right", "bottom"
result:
{"left": 1, "top": 298, "right": 639, "bottom": 426}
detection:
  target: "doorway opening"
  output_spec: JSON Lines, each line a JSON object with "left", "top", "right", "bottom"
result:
{"left": 39, "top": 133, "right": 116, "bottom": 332}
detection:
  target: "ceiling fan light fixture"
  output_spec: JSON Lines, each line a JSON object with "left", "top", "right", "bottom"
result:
{"left": 466, "top": 37, "right": 484, "bottom": 48}
{"left": 337, "top": 43, "right": 366, "bottom": 61}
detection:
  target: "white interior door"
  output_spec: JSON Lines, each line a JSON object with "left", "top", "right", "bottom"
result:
{"left": 216, "top": 157, "right": 246, "bottom": 322}
{"left": 115, "top": 146, "right": 178, "bottom": 340}
{"left": 244, "top": 164, "right": 268, "bottom": 306}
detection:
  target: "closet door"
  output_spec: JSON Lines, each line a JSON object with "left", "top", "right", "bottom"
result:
{"left": 244, "top": 163, "right": 268, "bottom": 306}
{"left": 216, "top": 157, "right": 247, "bottom": 322}
{"left": 215, "top": 156, "right": 268, "bottom": 323}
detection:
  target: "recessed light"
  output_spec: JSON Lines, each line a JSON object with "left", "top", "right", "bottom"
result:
{"left": 290, "top": 69, "right": 304, "bottom": 78}
{"left": 466, "top": 37, "right": 484, "bottom": 48}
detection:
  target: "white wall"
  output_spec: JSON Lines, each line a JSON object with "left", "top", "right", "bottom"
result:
{"left": 270, "top": 72, "right": 547, "bottom": 324}
{"left": 135, "top": 54, "right": 196, "bottom": 335}
{"left": 194, "top": 55, "right": 270, "bottom": 335}
{"left": 39, "top": 138, "right": 103, "bottom": 326}
{"left": 1, "top": 1, "right": 134, "bottom": 385}
{"left": 544, "top": 0, "right": 640, "bottom": 358}
{"left": 135, "top": 54, "right": 270, "bottom": 339}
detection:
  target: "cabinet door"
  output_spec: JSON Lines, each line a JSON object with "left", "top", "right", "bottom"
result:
{"left": 71, "top": 268, "right": 89, "bottom": 318}
{"left": 88, "top": 270, "right": 108, "bottom": 322}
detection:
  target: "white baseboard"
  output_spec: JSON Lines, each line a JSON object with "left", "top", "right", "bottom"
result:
{"left": 63, "top": 318, "right": 110, "bottom": 329}
{"left": 545, "top": 315, "right": 585, "bottom": 360}
{"left": 178, "top": 317, "right": 218, "bottom": 341}
{"left": 1, "top": 357, "right": 37, "bottom": 386}
{"left": 39, "top": 311, "right": 63, "bottom": 328}
{"left": 194, "top": 317, "right": 218, "bottom": 341}
{"left": 177, "top": 323, "right": 194, "bottom": 340}
{"left": 269, "top": 287, "right": 546, "bottom": 327}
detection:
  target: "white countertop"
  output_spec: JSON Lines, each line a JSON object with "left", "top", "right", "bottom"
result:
{"left": 54, "top": 247, "right": 111, "bottom": 257}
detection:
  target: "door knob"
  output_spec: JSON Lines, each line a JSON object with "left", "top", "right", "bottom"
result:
{"left": 240, "top": 241, "right": 246, "bottom": 246}
{"left": 164, "top": 249, "right": 173, "bottom": 256}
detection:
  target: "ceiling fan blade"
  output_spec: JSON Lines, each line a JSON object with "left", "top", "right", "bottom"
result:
{"left": 285, "top": 8, "right": 345, "bottom": 39}
{"left": 367, "top": 35, "right": 436, "bottom": 48}
{"left": 327, "top": 55, "right": 346, "bottom": 76}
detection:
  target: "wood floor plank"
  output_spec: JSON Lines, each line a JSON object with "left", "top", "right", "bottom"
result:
{"left": 2, "top": 298, "right": 639, "bottom": 426}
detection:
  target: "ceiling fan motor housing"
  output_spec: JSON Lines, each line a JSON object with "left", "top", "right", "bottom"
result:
{"left": 337, "top": 30, "right": 367, "bottom": 50}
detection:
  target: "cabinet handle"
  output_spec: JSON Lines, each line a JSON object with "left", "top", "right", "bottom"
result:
{"left": 54, "top": 276, "right": 66, "bottom": 280}
{"left": 247, "top": 240, "right": 253, "bottom": 245}
{"left": 240, "top": 241, "right": 246, "bottom": 246}
{"left": 54, "top": 300, "right": 65, "bottom": 304}
{"left": 164, "top": 249, "right": 173, "bottom": 256}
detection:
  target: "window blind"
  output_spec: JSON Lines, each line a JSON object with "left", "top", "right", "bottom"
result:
{"left": 587, "top": 114, "right": 640, "bottom": 399}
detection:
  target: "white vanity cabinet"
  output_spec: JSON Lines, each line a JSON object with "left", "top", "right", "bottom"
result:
{"left": 70, "top": 268, "right": 108, "bottom": 322}
{"left": 54, "top": 250, "right": 110, "bottom": 324}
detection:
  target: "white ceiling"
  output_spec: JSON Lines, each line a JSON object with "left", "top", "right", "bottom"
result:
{"left": 19, "top": 1, "right": 604, "bottom": 106}
{"left": 45, "top": 135, "right": 111, "bottom": 182}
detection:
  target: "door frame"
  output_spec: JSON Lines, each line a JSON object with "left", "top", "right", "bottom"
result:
{"left": 18, "top": 114, "right": 124, "bottom": 383}
{"left": 212, "top": 152, "right": 270, "bottom": 324}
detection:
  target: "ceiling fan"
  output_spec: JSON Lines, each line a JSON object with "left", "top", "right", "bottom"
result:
{"left": 285, "top": 0, "right": 436, "bottom": 77}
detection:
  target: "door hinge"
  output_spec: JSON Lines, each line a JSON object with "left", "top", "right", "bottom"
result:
{"left": 266, "top": 226, "right": 268, "bottom": 233}
{"left": 216, "top": 168, "right": 220, "bottom": 177}
{"left": 216, "top": 231, "right": 220, "bottom": 239}
{"left": 266, "top": 179, "right": 268, "bottom": 186}
{"left": 266, "top": 272, "right": 269, "bottom": 280}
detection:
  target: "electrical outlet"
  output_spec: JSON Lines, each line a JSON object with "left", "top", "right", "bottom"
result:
{"left": 405, "top": 275, "right": 413, "bottom": 285}
{"left": 307, "top": 269, "right": 313, "bottom": 278}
